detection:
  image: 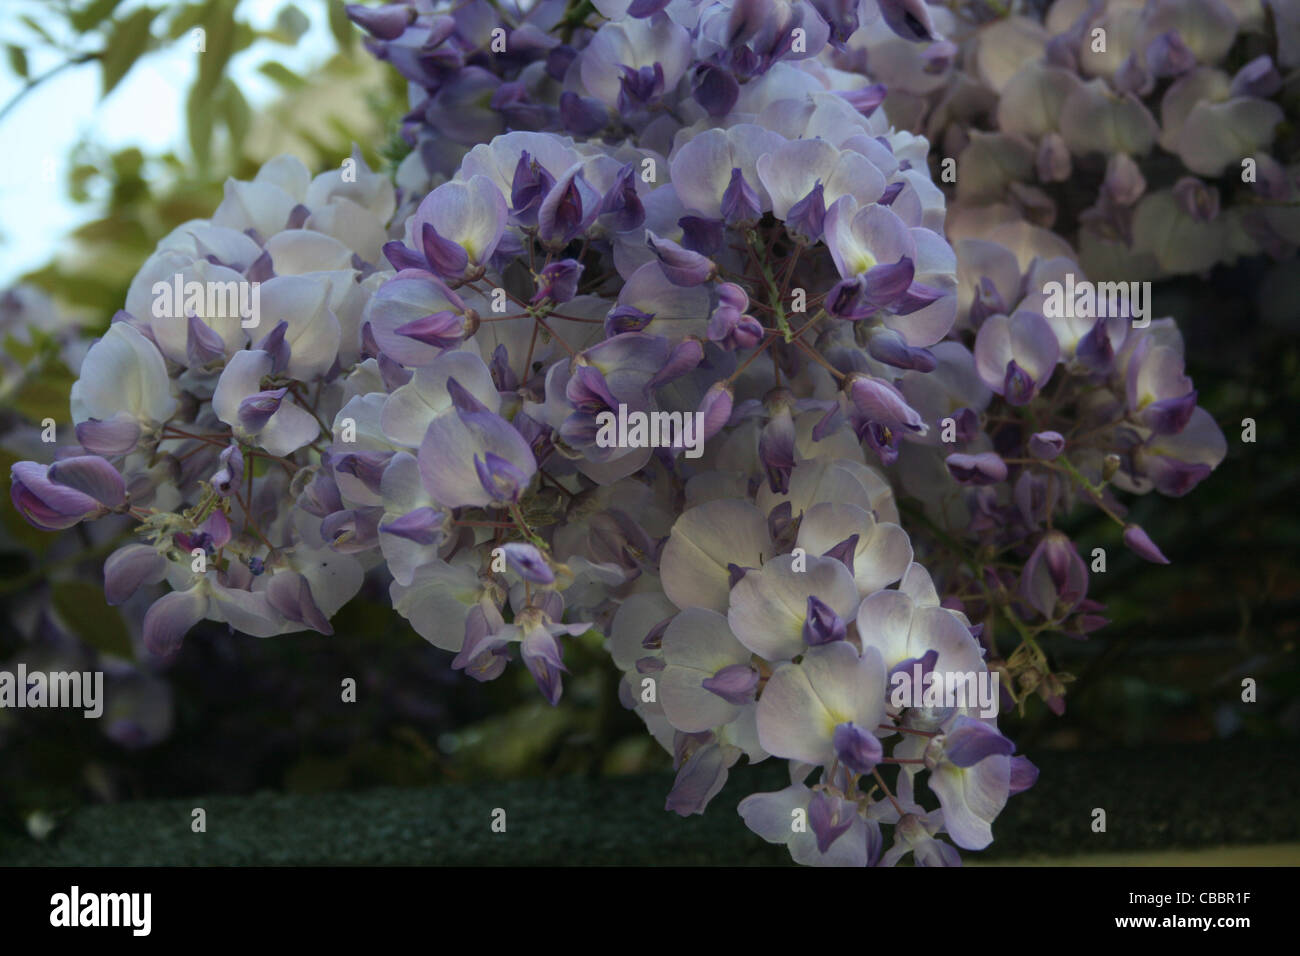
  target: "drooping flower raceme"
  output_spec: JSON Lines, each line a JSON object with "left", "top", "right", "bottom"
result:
{"left": 8, "top": 0, "right": 1234, "bottom": 866}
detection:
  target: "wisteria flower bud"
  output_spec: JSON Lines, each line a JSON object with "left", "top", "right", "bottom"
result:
{"left": 1122, "top": 524, "right": 1170, "bottom": 565}
{"left": 1020, "top": 530, "right": 1088, "bottom": 619}
{"left": 692, "top": 63, "right": 739, "bottom": 117}
{"left": 701, "top": 664, "right": 759, "bottom": 706}
{"left": 1145, "top": 31, "right": 1196, "bottom": 78}
{"left": 344, "top": 3, "right": 414, "bottom": 40}
{"left": 645, "top": 231, "right": 715, "bottom": 287}
{"left": 832, "top": 721, "right": 883, "bottom": 774}
{"left": 501, "top": 542, "right": 555, "bottom": 584}
{"left": 1230, "top": 55, "right": 1282, "bottom": 99}
{"left": 1172, "top": 177, "right": 1220, "bottom": 223}
{"left": 532, "top": 259, "right": 584, "bottom": 305}
{"left": 697, "top": 381, "right": 735, "bottom": 442}
{"left": 1104, "top": 154, "right": 1146, "bottom": 207}
{"left": 1036, "top": 133, "right": 1071, "bottom": 184}
{"left": 945, "top": 452, "right": 1008, "bottom": 486}
{"left": 721, "top": 167, "right": 760, "bottom": 224}
{"left": 802, "top": 595, "right": 847, "bottom": 645}
{"left": 1028, "top": 431, "right": 1065, "bottom": 460}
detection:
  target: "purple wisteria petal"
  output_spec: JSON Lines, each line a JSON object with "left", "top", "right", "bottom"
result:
{"left": 692, "top": 62, "right": 740, "bottom": 116}
{"left": 1123, "top": 524, "right": 1171, "bottom": 565}
{"left": 660, "top": 608, "right": 753, "bottom": 731}
{"left": 143, "top": 588, "right": 208, "bottom": 657}
{"left": 186, "top": 312, "right": 226, "bottom": 365}
{"left": 945, "top": 452, "right": 1008, "bottom": 486}
{"left": 974, "top": 311, "right": 1059, "bottom": 403}
{"left": 75, "top": 415, "right": 142, "bottom": 456}
{"left": 1009, "top": 755, "right": 1040, "bottom": 795}
{"left": 1028, "top": 431, "right": 1065, "bottom": 460}
{"left": 237, "top": 388, "right": 288, "bottom": 432}
{"left": 559, "top": 91, "right": 609, "bottom": 137}
{"left": 645, "top": 231, "right": 714, "bottom": 286}
{"left": 501, "top": 542, "right": 555, "bottom": 584}
{"left": 539, "top": 163, "right": 602, "bottom": 244}
{"left": 104, "top": 544, "right": 167, "bottom": 606}
{"left": 847, "top": 374, "right": 927, "bottom": 436}
{"left": 410, "top": 175, "right": 507, "bottom": 268}
{"left": 808, "top": 790, "right": 855, "bottom": 854}
{"left": 345, "top": 3, "right": 412, "bottom": 40}
{"left": 521, "top": 626, "right": 568, "bottom": 706}
{"left": 265, "top": 570, "right": 333, "bottom": 635}
{"left": 1020, "top": 531, "right": 1089, "bottom": 619}
{"left": 729, "top": 553, "right": 859, "bottom": 661}
{"left": 419, "top": 399, "right": 537, "bottom": 509}
{"left": 10, "top": 461, "right": 102, "bottom": 530}
{"left": 867, "top": 327, "right": 937, "bottom": 372}
{"left": 832, "top": 721, "right": 883, "bottom": 774}
{"left": 701, "top": 663, "right": 760, "bottom": 706}
{"left": 943, "top": 716, "right": 1015, "bottom": 767}
{"left": 803, "top": 595, "right": 847, "bottom": 646}
{"left": 927, "top": 753, "right": 1009, "bottom": 851}
{"left": 665, "top": 740, "right": 729, "bottom": 817}
{"left": 878, "top": 0, "right": 938, "bottom": 41}
{"left": 419, "top": 222, "right": 469, "bottom": 277}
{"left": 365, "top": 270, "right": 468, "bottom": 367}
{"left": 395, "top": 310, "right": 466, "bottom": 350}
{"left": 46, "top": 455, "right": 125, "bottom": 508}
{"left": 720, "top": 166, "right": 761, "bottom": 223}
{"left": 598, "top": 163, "right": 645, "bottom": 232}
{"left": 670, "top": 125, "right": 784, "bottom": 220}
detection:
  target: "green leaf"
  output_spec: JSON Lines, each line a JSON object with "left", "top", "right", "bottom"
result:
{"left": 164, "top": 3, "right": 209, "bottom": 40}
{"left": 100, "top": 7, "right": 159, "bottom": 96}
{"left": 71, "top": 214, "right": 150, "bottom": 248}
{"left": 110, "top": 147, "right": 145, "bottom": 177}
{"left": 186, "top": 84, "right": 215, "bottom": 171}
{"left": 6, "top": 45, "right": 29, "bottom": 80}
{"left": 4, "top": 333, "right": 39, "bottom": 365}
{"left": 274, "top": 4, "right": 311, "bottom": 43}
{"left": 193, "top": 0, "right": 238, "bottom": 101}
{"left": 9, "top": 363, "right": 76, "bottom": 424}
{"left": 69, "top": 0, "right": 125, "bottom": 33}
{"left": 219, "top": 78, "right": 250, "bottom": 165}
{"left": 52, "top": 581, "right": 134, "bottom": 659}
{"left": 257, "top": 60, "right": 306, "bottom": 89}
{"left": 20, "top": 15, "right": 57, "bottom": 45}
{"left": 19, "top": 264, "right": 125, "bottom": 311}
{"left": 326, "top": 0, "right": 356, "bottom": 53}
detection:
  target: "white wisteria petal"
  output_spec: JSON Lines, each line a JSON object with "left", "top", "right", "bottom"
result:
{"left": 71, "top": 322, "right": 177, "bottom": 427}
{"left": 660, "top": 499, "right": 772, "bottom": 613}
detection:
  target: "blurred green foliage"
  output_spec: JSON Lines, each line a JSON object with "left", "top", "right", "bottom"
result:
{"left": 2, "top": 0, "right": 406, "bottom": 321}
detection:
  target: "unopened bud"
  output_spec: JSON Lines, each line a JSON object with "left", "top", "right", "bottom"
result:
{"left": 1101, "top": 453, "right": 1120, "bottom": 483}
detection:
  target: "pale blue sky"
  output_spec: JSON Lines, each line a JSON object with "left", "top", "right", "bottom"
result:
{"left": 0, "top": 0, "right": 338, "bottom": 288}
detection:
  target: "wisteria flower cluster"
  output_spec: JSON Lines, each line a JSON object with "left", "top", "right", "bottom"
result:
{"left": 846, "top": 0, "right": 1299, "bottom": 279}
{"left": 9, "top": 0, "right": 1240, "bottom": 865}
